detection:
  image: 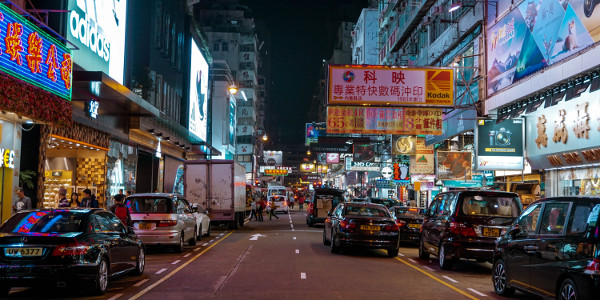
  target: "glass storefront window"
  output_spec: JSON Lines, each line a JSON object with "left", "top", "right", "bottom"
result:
{"left": 557, "top": 168, "right": 600, "bottom": 196}
{"left": 106, "top": 141, "right": 137, "bottom": 201}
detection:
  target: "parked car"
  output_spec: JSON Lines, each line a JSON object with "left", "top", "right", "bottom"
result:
{"left": 419, "top": 190, "right": 522, "bottom": 269}
{"left": 191, "top": 203, "right": 211, "bottom": 239}
{"left": 0, "top": 208, "right": 145, "bottom": 295}
{"left": 126, "top": 193, "right": 197, "bottom": 252}
{"left": 492, "top": 196, "right": 600, "bottom": 299}
{"left": 370, "top": 198, "right": 401, "bottom": 208}
{"left": 323, "top": 202, "right": 400, "bottom": 257}
{"left": 306, "top": 188, "right": 345, "bottom": 227}
{"left": 350, "top": 198, "right": 370, "bottom": 203}
{"left": 390, "top": 206, "right": 425, "bottom": 244}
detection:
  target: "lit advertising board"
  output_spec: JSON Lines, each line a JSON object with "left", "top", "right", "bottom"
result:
{"left": 487, "top": 1, "right": 600, "bottom": 96}
{"left": 437, "top": 151, "right": 472, "bottom": 180}
{"left": 264, "top": 169, "right": 288, "bottom": 176}
{"left": 67, "top": 0, "right": 127, "bottom": 84}
{"left": 0, "top": 2, "right": 72, "bottom": 99}
{"left": 328, "top": 65, "right": 453, "bottom": 106}
{"left": 410, "top": 137, "right": 434, "bottom": 174}
{"left": 326, "top": 106, "right": 442, "bottom": 135}
{"left": 326, "top": 153, "right": 340, "bottom": 164}
{"left": 264, "top": 151, "right": 283, "bottom": 166}
{"left": 305, "top": 122, "right": 326, "bottom": 145}
{"left": 392, "top": 135, "right": 417, "bottom": 155}
{"left": 189, "top": 38, "right": 209, "bottom": 142}
{"left": 475, "top": 119, "right": 524, "bottom": 170}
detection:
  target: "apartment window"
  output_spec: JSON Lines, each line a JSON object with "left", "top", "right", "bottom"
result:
{"left": 213, "top": 43, "right": 220, "bottom": 51}
{"left": 222, "top": 42, "right": 228, "bottom": 51}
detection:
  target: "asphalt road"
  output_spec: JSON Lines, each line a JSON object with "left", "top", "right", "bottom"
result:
{"left": 6, "top": 209, "right": 539, "bottom": 299}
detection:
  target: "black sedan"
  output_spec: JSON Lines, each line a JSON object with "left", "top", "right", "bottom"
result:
{"left": 390, "top": 206, "right": 424, "bottom": 244}
{"left": 0, "top": 208, "right": 145, "bottom": 295}
{"left": 323, "top": 203, "right": 400, "bottom": 257}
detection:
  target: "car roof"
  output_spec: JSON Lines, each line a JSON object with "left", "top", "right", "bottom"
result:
{"left": 445, "top": 190, "right": 519, "bottom": 196}
{"left": 529, "top": 196, "right": 600, "bottom": 206}
{"left": 128, "top": 193, "right": 182, "bottom": 198}
{"left": 344, "top": 202, "right": 387, "bottom": 208}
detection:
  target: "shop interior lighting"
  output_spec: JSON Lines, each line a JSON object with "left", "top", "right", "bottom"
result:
{"left": 25, "top": 120, "right": 34, "bottom": 124}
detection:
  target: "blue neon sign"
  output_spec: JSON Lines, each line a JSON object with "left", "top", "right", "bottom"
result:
{"left": 0, "top": 2, "right": 72, "bottom": 100}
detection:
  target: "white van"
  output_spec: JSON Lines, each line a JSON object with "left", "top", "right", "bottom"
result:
{"left": 267, "top": 186, "right": 289, "bottom": 213}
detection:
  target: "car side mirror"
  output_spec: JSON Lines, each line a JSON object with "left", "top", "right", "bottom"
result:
{"left": 127, "top": 226, "right": 136, "bottom": 235}
{"left": 508, "top": 226, "right": 521, "bottom": 238}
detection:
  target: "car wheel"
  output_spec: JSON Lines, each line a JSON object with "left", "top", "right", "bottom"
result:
{"left": 132, "top": 247, "right": 145, "bottom": 276}
{"left": 204, "top": 223, "right": 211, "bottom": 237}
{"left": 307, "top": 218, "right": 314, "bottom": 227}
{"left": 197, "top": 225, "right": 202, "bottom": 241}
{"left": 439, "top": 244, "right": 454, "bottom": 270}
{"left": 330, "top": 231, "right": 340, "bottom": 254}
{"left": 189, "top": 228, "right": 197, "bottom": 246}
{"left": 492, "top": 259, "right": 514, "bottom": 296}
{"left": 0, "top": 283, "right": 10, "bottom": 296}
{"left": 560, "top": 278, "right": 580, "bottom": 300}
{"left": 175, "top": 233, "right": 184, "bottom": 253}
{"left": 94, "top": 257, "right": 109, "bottom": 295}
{"left": 418, "top": 238, "right": 430, "bottom": 260}
{"left": 323, "top": 228, "right": 330, "bottom": 245}
{"left": 387, "top": 248, "right": 399, "bottom": 257}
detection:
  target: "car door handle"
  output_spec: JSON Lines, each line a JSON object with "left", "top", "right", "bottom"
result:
{"left": 524, "top": 245, "right": 538, "bottom": 253}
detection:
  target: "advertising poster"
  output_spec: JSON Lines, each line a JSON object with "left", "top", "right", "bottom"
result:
{"left": 353, "top": 144, "right": 376, "bottom": 162}
{"left": 264, "top": 151, "right": 283, "bottom": 166}
{"left": 437, "top": 151, "right": 472, "bottom": 180}
{"left": 475, "top": 119, "right": 524, "bottom": 170}
{"left": 328, "top": 65, "right": 453, "bottom": 106}
{"left": 392, "top": 135, "right": 417, "bottom": 155}
{"left": 326, "top": 106, "right": 443, "bottom": 135}
{"left": 305, "top": 122, "right": 327, "bottom": 145}
{"left": 326, "top": 153, "right": 340, "bottom": 164}
{"left": 487, "top": 0, "right": 600, "bottom": 96}
{"left": 67, "top": 0, "right": 127, "bottom": 84}
{"left": 189, "top": 38, "right": 209, "bottom": 142}
{"left": 410, "top": 137, "right": 434, "bottom": 174}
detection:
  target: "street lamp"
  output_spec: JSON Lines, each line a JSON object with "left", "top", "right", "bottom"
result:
{"left": 228, "top": 84, "right": 238, "bottom": 95}
{"left": 448, "top": 1, "right": 462, "bottom": 12}
{"left": 307, "top": 150, "right": 311, "bottom": 155}
{"left": 262, "top": 134, "right": 268, "bottom": 141}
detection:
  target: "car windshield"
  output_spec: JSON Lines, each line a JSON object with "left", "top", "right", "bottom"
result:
{"left": 126, "top": 197, "right": 173, "bottom": 213}
{"left": 461, "top": 195, "right": 521, "bottom": 217}
{"left": 345, "top": 205, "right": 390, "bottom": 217}
{"left": 0, "top": 210, "right": 88, "bottom": 233}
{"left": 393, "top": 207, "right": 423, "bottom": 217}
{"left": 370, "top": 198, "right": 399, "bottom": 208}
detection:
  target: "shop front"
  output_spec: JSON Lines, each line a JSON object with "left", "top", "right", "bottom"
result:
{"left": 0, "top": 118, "right": 20, "bottom": 222}
{"left": 525, "top": 86, "right": 600, "bottom": 197}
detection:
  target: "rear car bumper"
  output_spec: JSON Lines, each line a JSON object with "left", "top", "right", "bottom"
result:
{"left": 135, "top": 230, "right": 181, "bottom": 246}
{"left": 443, "top": 238, "right": 496, "bottom": 260}
{"left": 399, "top": 229, "right": 421, "bottom": 242}
{"left": 0, "top": 264, "right": 98, "bottom": 287}
{"left": 339, "top": 232, "right": 399, "bottom": 249}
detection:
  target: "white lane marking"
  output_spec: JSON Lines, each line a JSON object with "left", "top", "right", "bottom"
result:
{"left": 183, "top": 253, "right": 191, "bottom": 258}
{"left": 398, "top": 253, "right": 405, "bottom": 256}
{"left": 155, "top": 268, "right": 167, "bottom": 274}
{"left": 423, "top": 266, "right": 435, "bottom": 272}
{"left": 171, "top": 260, "right": 181, "bottom": 265}
{"left": 295, "top": 249, "right": 299, "bottom": 254}
{"left": 290, "top": 224, "right": 294, "bottom": 228}
{"left": 292, "top": 229, "right": 295, "bottom": 231}
{"left": 467, "top": 288, "right": 487, "bottom": 297}
{"left": 249, "top": 234, "right": 265, "bottom": 240}
{"left": 219, "top": 233, "right": 224, "bottom": 236}
{"left": 293, "top": 237, "right": 296, "bottom": 240}
{"left": 134, "top": 279, "right": 149, "bottom": 287}
{"left": 408, "top": 258, "right": 417, "bottom": 263}
{"left": 215, "top": 237, "right": 220, "bottom": 239}
{"left": 202, "top": 243, "right": 208, "bottom": 247}
{"left": 300, "top": 272, "right": 306, "bottom": 279}
{"left": 442, "top": 275, "right": 458, "bottom": 283}
{"left": 107, "top": 294, "right": 123, "bottom": 300}
{"left": 209, "top": 239, "right": 215, "bottom": 243}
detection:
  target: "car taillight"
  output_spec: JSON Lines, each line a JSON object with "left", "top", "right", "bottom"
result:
{"left": 584, "top": 259, "right": 600, "bottom": 275}
{"left": 384, "top": 222, "right": 400, "bottom": 231}
{"left": 340, "top": 219, "right": 357, "bottom": 232}
{"left": 308, "top": 203, "right": 314, "bottom": 214}
{"left": 449, "top": 222, "right": 477, "bottom": 237}
{"left": 158, "top": 220, "right": 178, "bottom": 227}
{"left": 52, "top": 241, "right": 91, "bottom": 256}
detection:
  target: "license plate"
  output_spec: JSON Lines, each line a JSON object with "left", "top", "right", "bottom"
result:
{"left": 5, "top": 247, "right": 43, "bottom": 257}
{"left": 483, "top": 227, "right": 500, "bottom": 237}
{"left": 408, "top": 223, "right": 421, "bottom": 228}
{"left": 138, "top": 222, "right": 153, "bottom": 230}
{"left": 360, "top": 225, "right": 380, "bottom": 231}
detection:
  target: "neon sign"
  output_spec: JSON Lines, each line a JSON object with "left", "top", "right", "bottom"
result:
{"left": 0, "top": 2, "right": 72, "bottom": 100}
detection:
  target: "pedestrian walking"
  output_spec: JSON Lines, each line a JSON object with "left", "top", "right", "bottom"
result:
{"left": 258, "top": 196, "right": 266, "bottom": 222}
{"left": 289, "top": 195, "right": 295, "bottom": 210}
{"left": 268, "top": 201, "right": 279, "bottom": 220}
{"left": 298, "top": 194, "right": 305, "bottom": 210}
{"left": 110, "top": 194, "right": 131, "bottom": 226}
{"left": 12, "top": 187, "right": 32, "bottom": 213}
{"left": 57, "top": 188, "right": 69, "bottom": 208}
{"left": 250, "top": 199, "right": 257, "bottom": 221}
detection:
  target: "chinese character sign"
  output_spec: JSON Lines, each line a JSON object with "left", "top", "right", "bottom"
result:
{"left": 326, "top": 106, "right": 443, "bottom": 135}
{"left": 0, "top": 3, "right": 72, "bottom": 100}
{"left": 410, "top": 137, "right": 434, "bottom": 174}
{"left": 328, "top": 65, "right": 453, "bottom": 106}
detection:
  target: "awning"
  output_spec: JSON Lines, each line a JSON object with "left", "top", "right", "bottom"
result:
{"left": 71, "top": 71, "right": 160, "bottom": 117}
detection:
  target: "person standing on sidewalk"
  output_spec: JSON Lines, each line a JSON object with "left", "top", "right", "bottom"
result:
{"left": 13, "top": 187, "right": 32, "bottom": 213}
{"left": 249, "top": 199, "right": 258, "bottom": 221}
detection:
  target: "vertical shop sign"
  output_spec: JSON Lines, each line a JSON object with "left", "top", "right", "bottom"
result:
{"left": 410, "top": 137, "right": 434, "bottom": 174}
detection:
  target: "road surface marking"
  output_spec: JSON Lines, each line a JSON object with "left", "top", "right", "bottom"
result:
{"left": 249, "top": 234, "right": 265, "bottom": 240}
{"left": 219, "top": 233, "right": 224, "bottom": 236}
{"left": 107, "top": 294, "right": 122, "bottom": 300}
{"left": 209, "top": 239, "right": 215, "bottom": 243}
{"left": 290, "top": 224, "right": 294, "bottom": 228}
{"left": 155, "top": 268, "right": 167, "bottom": 275}
{"left": 215, "top": 236, "right": 220, "bottom": 239}
{"left": 468, "top": 288, "right": 487, "bottom": 297}
{"left": 392, "top": 255, "right": 479, "bottom": 300}
{"left": 442, "top": 275, "right": 458, "bottom": 283}
{"left": 292, "top": 229, "right": 295, "bottom": 231}
{"left": 398, "top": 253, "right": 405, "bottom": 256}
{"left": 172, "top": 260, "right": 181, "bottom": 265}
{"left": 213, "top": 245, "right": 253, "bottom": 295}
{"left": 300, "top": 272, "right": 306, "bottom": 279}
{"left": 184, "top": 253, "right": 191, "bottom": 258}
{"left": 133, "top": 279, "right": 149, "bottom": 287}
{"left": 423, "top": 266, "right": 435, "bottom": 272}
{"left": 202, "top": 243, "right": 208, "bottom": 247}
{"left": 408, "top": 258, "right": 417, "bottom": 263}
{"left": 295, "top": 249, "right": 299, "bottom": 254}
{"left": 293, "top": 237, "right": 296, "bottom": 240}
{"left": 130, "top": 231, "right": 235, "bottom": 300}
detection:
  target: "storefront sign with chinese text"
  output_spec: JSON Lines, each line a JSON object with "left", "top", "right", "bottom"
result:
{"left": 328, "top": 65, "right": 453, "bottom": 106}
{"left": 326, "top": 106, "right": 443, "bottom": 135}
{"left": 264, "top": 169, "right": 288, "bottom": 176}
{"left": 410, "top": 137, "right": 434, "bottom": 174}
{"left": 0, "top": 2, "right": 72, "bottom": 100}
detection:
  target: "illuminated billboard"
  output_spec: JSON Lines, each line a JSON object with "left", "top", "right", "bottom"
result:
{"left": 67, "top": 0, "right": 127, "bottom": 84}
{"left": 189, "top": 38, "right": 209, "bottom": 142}
{"left": 487, "top": 0, "right": 600, "bottom": 96}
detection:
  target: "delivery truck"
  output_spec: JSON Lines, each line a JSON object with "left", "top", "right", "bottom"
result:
{"left": 184, "top": 160, "right": 246, "bottom": 229}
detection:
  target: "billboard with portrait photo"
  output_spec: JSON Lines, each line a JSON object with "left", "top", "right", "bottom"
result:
{"left": 437, "top": 151, "right": 472, "bottom": 180}
{"left": 189, "top": 38, "right": 209, "bottom": 142}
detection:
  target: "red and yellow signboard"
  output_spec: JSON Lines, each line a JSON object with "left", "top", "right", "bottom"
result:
{"left": 264, "top": 169, "right": 288, "bottom": 176}
{"left": 328, "top": 65, "right": 453, "bottom": 107}
{"left": 326, "top": 106, "right": 443, "bottom": 135}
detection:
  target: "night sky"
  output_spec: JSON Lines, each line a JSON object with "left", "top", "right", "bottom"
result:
{"left": 241, "top": 0, "right": 367, "bottom": 147}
